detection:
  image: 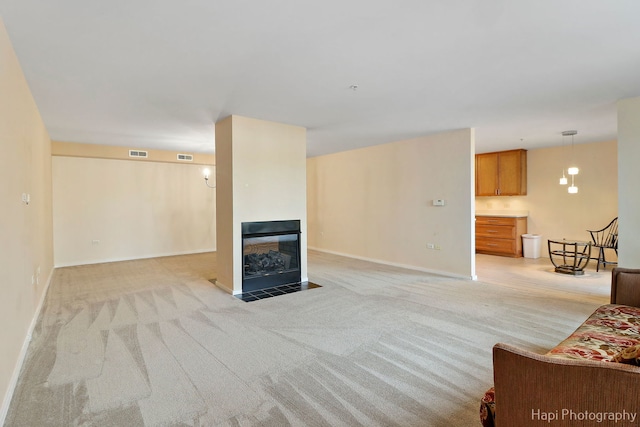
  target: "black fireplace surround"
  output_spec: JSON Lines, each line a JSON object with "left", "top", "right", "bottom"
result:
{"left": 241, "top": 220, "right": 301, "bottom": 292}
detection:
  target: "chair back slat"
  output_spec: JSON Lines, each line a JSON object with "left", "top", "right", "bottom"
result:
{"left": 588, "top": 217, "right": 618, "bottom": 249}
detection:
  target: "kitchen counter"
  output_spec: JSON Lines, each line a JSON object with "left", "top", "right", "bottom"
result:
{"left": 475, "top": 211, "right": 528, "bottom": 218}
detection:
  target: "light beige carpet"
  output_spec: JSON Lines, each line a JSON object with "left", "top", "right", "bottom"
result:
{"left": 4, "top": 251, "right": 608, "bottom": 426}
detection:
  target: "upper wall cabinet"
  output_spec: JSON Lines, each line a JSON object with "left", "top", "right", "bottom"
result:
{"left": 476, "top": 149, "right": 527, "bottom": 196}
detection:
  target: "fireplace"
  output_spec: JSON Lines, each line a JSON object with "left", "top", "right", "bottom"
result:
{"left": 241, "top": 220, "right": 301, "bottom": 292}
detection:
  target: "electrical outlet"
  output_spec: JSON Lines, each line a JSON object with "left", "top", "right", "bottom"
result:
{"left": 435, "top": 244, "right": 441, "bottom": 250}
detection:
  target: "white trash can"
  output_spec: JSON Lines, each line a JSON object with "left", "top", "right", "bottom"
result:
{"left": 522, "top": 234, "right": 542, "bottom": 259}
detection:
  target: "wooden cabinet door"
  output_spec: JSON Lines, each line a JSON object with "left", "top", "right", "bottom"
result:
{"left": 497, "top": 150, "right": 525, "bottom": 196}
{"left": 475, "top": 149, "right": 527, "bottom": 196}
{"left": 476, "top": 153, "right": 498, "bottom": 196}
{"left": 475, "top": 216, "right": 527, "bottom": 257}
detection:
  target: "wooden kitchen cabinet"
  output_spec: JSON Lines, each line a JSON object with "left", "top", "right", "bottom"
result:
{"left": 476, "top": 215, "right": 528, "bottom": 257}
{"left": 476, "top": 149, "right": 527, "bottom": 196}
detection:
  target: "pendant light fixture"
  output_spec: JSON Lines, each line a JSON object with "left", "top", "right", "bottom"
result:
{"left": 559, "top": 172, "right": 568, "bottom": 185}
{"left": 559, "top": 132, "right": 568, "bottom": 185}
{"left": 559, "top": 169, "right": 568, "bottom": 185}
{"left": 568, "top": 175, "right": 578, "bottom": 193}
{"left": 562, "top": 130, "right": 578, "bottom": 194}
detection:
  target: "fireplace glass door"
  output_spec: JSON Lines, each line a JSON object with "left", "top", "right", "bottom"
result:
{"left": 241, "top": 220, "right": 301, "bottom": 292}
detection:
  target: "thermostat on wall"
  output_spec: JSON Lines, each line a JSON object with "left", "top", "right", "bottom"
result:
{"left": 432, "top": 199, "right": 446, "bottom": 206}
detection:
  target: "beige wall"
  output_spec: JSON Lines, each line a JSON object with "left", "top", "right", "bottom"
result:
{"left": 618, "top": 97, "right": 640, "bottom": 268}
{"left": 52, "top": 140, "right": 215, "bottom": 165}
{"left": 476, "top": 140, "right": 618, "bottom": 258}
{"left": 52, "top": 155, "right": 216, "bottom": 266}
{"left": 307, "top": 129, "right": 476, "bottom": 279}
{"left": 0, "top": 21, "right": 54, "bottom": 418}
{"left": 215, "top": 115, "right": 308, "bottom": 294}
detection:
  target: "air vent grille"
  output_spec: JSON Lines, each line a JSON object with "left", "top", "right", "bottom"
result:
{"left": 129, "top": 150, "right": 148, "bottom": 158}
{"left": 177, "top": 154, "right": 193, "bottom": 161}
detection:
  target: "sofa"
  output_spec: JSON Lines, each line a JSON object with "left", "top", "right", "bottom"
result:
{"left": 480, "top": 268, "right": 640, "bottom": 427}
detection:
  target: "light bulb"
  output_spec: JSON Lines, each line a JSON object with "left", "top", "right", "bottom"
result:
{"left": 559, "top": 172, "right": 567, "bottom": 185}
{"left": 567, "top": 166, "right": 579, "bottom": 175}
{"left": 203, "top": 168, "right": 211, "bottom": 178}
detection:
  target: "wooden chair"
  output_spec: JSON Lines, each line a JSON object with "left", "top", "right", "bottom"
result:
{"left": 587, "top": 217, "right": 618, "bottom": 272}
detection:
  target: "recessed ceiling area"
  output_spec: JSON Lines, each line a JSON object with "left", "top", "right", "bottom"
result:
{"left": 1, "top": 1, "right": 639, "bottom": 157}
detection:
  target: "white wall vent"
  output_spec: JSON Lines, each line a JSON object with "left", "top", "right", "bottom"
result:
{"left": 177, "top": 154, "right": 194, "bottom": 161}
{"left": 129, "top": 150, "right": 148, "bottom": 158}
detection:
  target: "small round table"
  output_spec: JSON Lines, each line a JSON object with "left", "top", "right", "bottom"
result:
{"left": 548, "top": 239, "right": 592, "bottom": 275}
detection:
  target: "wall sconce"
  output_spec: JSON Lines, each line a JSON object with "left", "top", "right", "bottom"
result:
{"left": 203, "top": 167, "right": 215, "bottom": 188}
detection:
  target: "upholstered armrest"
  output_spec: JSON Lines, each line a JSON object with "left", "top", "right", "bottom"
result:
{"left": 493, "top": 343, "right": 640, "bottom": 426}
{"left": 611, "top": 268, "right": 640, "bottom": 307}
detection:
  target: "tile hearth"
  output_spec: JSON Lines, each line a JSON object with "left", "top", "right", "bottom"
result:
{"left": 236, "top": 281, "right": 321, "bottom": 302}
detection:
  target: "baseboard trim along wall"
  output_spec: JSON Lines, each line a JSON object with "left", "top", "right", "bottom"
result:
{"left": 0, "top": 268, "right": 54, "bottom": 425}
{"left": 53, "top": 248, "right": 216, "bottom": 268}
{"left": 307, "top": 247, "right": 478, "bottom": 281}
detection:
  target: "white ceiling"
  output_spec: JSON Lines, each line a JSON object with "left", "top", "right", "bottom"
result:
{"left": 2, "top": 1, "right": 640, "bottom": 157}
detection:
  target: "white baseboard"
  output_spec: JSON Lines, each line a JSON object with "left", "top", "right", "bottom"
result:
{"left": 54, "top": 248, "right": 216, "bottom": 268}
{"left": 308, "top": 246, "right": 476, "bottom": 280}
{"left": 212, "top": 279, "right": 236, "bottom": 295}
{"left": 0, "top": 268, "right": 54, "bottom": 425}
